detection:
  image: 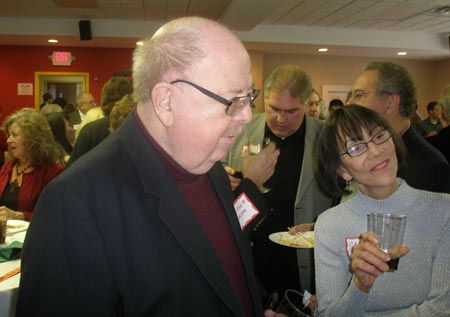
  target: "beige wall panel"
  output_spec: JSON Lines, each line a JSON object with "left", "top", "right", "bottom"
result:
{"left": 248, "top": 53, "right": 450, "bottom": 117}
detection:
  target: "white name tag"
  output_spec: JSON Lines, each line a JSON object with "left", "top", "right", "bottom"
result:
{"left": 345, "top": 237, "right": 361, "bottom": 257}
{"left": 233, "top": 193, "right": 260, "bottom": 231}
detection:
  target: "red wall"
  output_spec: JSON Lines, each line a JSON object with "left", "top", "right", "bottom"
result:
{"left": 0, "top": 45, "right": 134, "bottom": 118}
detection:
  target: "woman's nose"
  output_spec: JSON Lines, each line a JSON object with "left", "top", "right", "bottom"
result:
{"left": 366, "top": 141, "right": 382, "bottom": 157}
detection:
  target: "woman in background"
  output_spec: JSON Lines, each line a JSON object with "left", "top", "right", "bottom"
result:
{"left": 0, "top": 108, "right": 64, "bottom": 221}
{"left": 46, "top": 112, "right": 73, "bottom": 163}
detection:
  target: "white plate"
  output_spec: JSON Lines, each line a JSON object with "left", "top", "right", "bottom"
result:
{"left": 269, "top": 231, "right": 314, "bottom": 248}
{"left": 6, "top": 220, "right": 29, "bottom": 234}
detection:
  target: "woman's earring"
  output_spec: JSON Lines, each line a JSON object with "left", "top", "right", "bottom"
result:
{"left": 345, "top": 179, "right": 352, "bottom": 191}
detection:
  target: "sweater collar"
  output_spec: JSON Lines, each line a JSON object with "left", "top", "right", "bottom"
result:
{"left": 350, "top": 179, "right": 416, "bottom": 214}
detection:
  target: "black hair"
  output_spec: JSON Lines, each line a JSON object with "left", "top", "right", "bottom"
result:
{"left": 426, "top": 101, "right": 438, "bottom": 112}
{"left": 317, "top": 105, "right": 407, "bottom": 196}
{"left": 329, "top": 99, "right": 344, "bottom": 109}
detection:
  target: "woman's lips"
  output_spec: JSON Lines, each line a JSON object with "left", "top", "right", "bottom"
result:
{"left": 370, "top": 159, "right": 389, "bottom": 172}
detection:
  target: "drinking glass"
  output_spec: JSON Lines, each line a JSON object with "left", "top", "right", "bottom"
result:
{"left": 367, "top": 212, "right": 407, "bottom": 271}
{"left": 248, "top": 137, "right": 271, "bottom": 193}
{"left": 276, "top": 289, "right": 311, "bottom": 317}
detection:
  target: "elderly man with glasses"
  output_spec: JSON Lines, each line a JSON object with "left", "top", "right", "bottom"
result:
{"left": 17, "top": 17, "right": 264, "bottom": 317}
{"left": 348, "top": 61, "right": 450, "bottom": 194}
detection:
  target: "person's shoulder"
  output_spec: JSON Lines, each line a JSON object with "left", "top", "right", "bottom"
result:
{"left": 64, "top": 138, "right": 123, "bottom": 180}
{"left": 77, "top": 117, "right": 106, "bottom": 135}
{"left": 84, "top": 116, "right": 109, "bottom": 130}
{"left": 415, "top": 182, "right": 450, "bottom": 200}
{"left": 403, "top": 127, "right": 447, "bottom": 163}
{"left": 85, "top": 107, "right": 103, "bottom": 118}
{"left": 316, "top": 202, "right": 348, "bottom": 226}
{"left": 305, "top": 115, "right": 323, "bottom": 131}
{"left": 0, "top": 161, "right": 14, "bottom": 173}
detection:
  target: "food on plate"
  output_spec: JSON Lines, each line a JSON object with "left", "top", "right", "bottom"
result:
{"left": 269, "top": 231, "right": 314, "bottom": 248}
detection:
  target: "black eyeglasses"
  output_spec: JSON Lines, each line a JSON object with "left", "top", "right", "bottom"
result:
{"left": 170, "top": 79, "right": 260, "bottom": 116}
{"left": 339, "top": 129, "right": 392, "bottom": 157}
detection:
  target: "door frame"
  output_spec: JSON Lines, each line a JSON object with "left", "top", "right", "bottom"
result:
{"left": 34, "top": 72, "right": 90, "bottom": 108}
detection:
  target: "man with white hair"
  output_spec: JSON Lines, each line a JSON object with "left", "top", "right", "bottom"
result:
{"left": 17, "top": 17, "right": 263, "bottom": 317}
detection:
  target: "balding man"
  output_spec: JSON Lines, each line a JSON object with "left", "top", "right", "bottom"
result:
{"left": 17, "top": 17, "right": 263, "bottom": 317}
{"left": 67, "top": 92, "right": 96, "bottom": 128}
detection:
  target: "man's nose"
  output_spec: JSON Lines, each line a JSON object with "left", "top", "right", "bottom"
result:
{"left": 276, "top": 111, "right": 288, "bottom": 121}
{"left": 234, "top": 104, "right": 252, "bottom": 123}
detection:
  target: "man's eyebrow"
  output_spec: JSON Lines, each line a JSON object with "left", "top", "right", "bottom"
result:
{"left": 228, "top": 84, "right": 254, "bottom": 95}
{"left": 269, "top": 104, "right": 299, "bottom": 111}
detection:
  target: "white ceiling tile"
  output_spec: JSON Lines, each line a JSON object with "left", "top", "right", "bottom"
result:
{"left": 0, "top": 0, "right": 448, "bottom": 60}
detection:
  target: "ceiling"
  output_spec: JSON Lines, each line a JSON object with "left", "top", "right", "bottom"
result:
{"left": 1, "top": 0, "right": 449, "bottom": 60}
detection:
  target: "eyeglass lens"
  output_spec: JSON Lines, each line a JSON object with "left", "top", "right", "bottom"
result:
{"left": 344, "top": 130, "right": 391, "bottom": 157}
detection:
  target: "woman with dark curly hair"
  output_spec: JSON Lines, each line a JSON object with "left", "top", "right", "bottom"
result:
{"left": 0, "top": 108, "right": 64, "bottom": 221}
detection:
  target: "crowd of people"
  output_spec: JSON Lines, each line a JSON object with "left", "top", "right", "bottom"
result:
{"left": 0, "top": 80, "right": 134, "bottom": 224}
{"left": 0, "top": 15, "right": 446, "bottom": 317}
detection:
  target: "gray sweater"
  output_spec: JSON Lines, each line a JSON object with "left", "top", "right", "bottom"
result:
{"left": 315, "top": 179, "right": 450, "bottom": 316}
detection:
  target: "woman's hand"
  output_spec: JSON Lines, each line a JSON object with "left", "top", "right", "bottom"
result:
{"left": 0, "top": 206, "right": 25, "bottom": 220}
{"left": 351, "top": 231, "right": 409, "bottom": 293}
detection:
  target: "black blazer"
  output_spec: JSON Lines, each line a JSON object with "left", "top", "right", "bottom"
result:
{"left": 427, "top": 126, "right": 450, "bottom": 164}
{"left": 66, "top": 109, "right": 82, "bottom": 127}
{"left": 67, "top": 116, "right": 111, "bottom": 166}
{"left": 17, "top": 113, "right": 264, "bottom": 316}
{"left": 400, "top": 127, "right": 450, "bottom": 194}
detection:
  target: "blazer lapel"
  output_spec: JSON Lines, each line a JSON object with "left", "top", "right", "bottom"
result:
{"left": 209, "top": 163, "right": 263, "bottom": 316}
{"left": 295, "top": 116, "right": 318, "bottom": 205}
{"left": 157, "top": 180, "right": 243, "bottom": 316}
{"left": 120, "top": 115, "right": 244, "bottom": 316}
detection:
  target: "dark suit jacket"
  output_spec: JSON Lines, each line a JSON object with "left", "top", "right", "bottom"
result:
{"left": 67, "top": 116, "right": 110, "bottom": 166}
{"left": 427, "top": 125, "right": 450, "bottom": 164}
{"left": 66, "top": 110, "right": 82, "bottom": 127}
{"left": 17, "top": 113, "right": 263, "bottom": 317}
{"left": 400, "top": 126, "right": 450, "bottom": 193}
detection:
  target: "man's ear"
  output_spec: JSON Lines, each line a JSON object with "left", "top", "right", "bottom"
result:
{"left": 151, "top": 83, "right": 174, "bottom": 127}
{"left": 385, "top": 93, "right": 400, "bottom": 115}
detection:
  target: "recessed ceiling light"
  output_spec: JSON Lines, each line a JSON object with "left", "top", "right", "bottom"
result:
{"left": 318, "top": 48, "right": 328, "bottom": 52}
{"left": 48, "top": 39, "right": 58, "bottom": 43}
{"left": 397, "top": 51, "right": 407, "bottom": 56}
{"left": 136, "top": 41, "right": 144, "bottom": 46}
